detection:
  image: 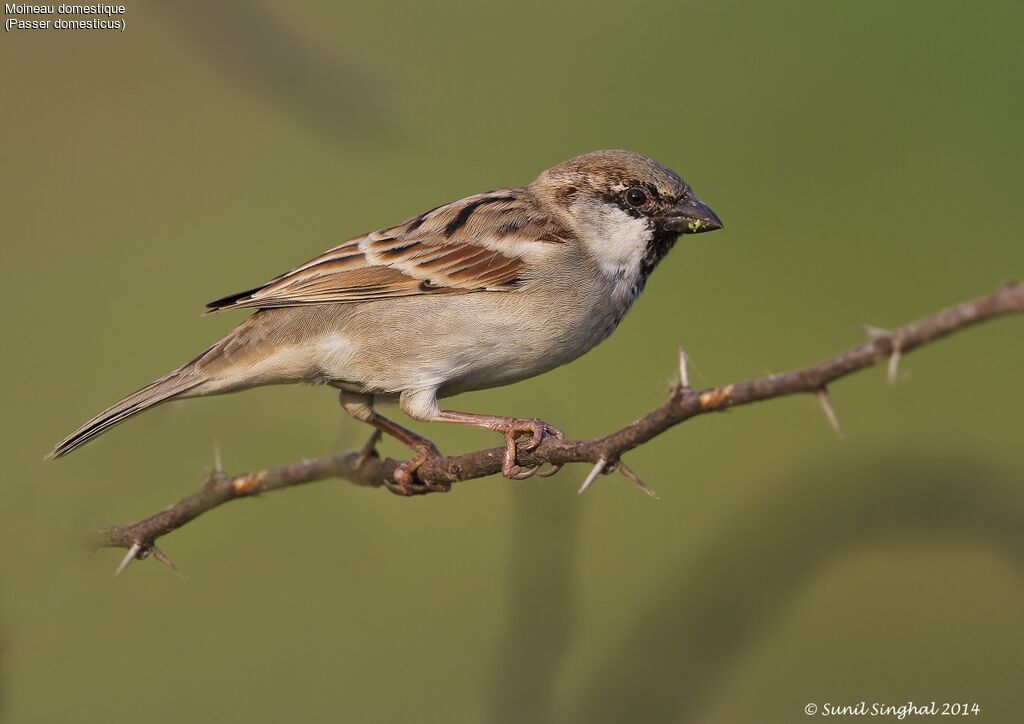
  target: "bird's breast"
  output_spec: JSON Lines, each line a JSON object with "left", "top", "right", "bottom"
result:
{"left": 285, "top": 271, "right": 637, "bottom": 397}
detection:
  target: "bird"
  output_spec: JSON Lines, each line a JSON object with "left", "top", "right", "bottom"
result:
{"left": 48, "top": 150, "right": 723, "bottom": 493}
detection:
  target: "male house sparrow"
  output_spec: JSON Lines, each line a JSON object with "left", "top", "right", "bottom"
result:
{"left": 50, "top": 151, "right": 722, "bottom": 492}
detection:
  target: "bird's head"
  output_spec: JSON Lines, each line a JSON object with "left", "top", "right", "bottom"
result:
{"left": 530, "top": 150, "right": 723, "bottom": 285}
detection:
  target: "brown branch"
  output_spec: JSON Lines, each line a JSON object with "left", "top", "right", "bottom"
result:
{"left": 94, "top": 282, "right": 1024, "bottom": 569}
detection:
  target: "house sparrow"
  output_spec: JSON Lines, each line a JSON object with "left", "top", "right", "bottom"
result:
{"left": 49, "top": 150, "right": 722, "bottom": 492}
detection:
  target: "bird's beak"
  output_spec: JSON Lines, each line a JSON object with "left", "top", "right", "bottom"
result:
{"left": 663, "top": 193, "right": 724, "bottom": 234}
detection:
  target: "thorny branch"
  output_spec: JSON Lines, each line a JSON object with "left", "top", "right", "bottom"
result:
{"left": 95, "top": 282, "right": 1024, "bottom": 573}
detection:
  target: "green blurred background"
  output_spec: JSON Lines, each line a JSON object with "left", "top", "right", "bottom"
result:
{"left": 2, "top": 1, "right": 1023, "bottom": 721}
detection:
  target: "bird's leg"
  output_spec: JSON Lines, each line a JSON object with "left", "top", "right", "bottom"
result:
{"left": 434, "top": 410, "right": 565, "bottom": 480}
{"left": 340, "top": 392, "right": 447, "bottom": 495}
{"left": 366, "top": 414, "right": 448, "bottom": 495}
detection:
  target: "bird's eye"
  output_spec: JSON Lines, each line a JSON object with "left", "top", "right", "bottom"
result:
{"left": 624, "top": 187, "right": 648, "bottom": 208}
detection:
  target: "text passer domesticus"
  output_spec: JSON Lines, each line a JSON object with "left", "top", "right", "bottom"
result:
{"left": 50, "top": 150, "right": 722, "bottom": 492}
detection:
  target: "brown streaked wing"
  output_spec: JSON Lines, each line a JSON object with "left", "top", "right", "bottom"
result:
{"left": 206, "top": 188, "right": 568, "bottom": 312}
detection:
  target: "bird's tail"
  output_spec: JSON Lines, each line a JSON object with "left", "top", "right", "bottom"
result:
{"left": 47, "top": 366, "right": 205, "bottom": 460}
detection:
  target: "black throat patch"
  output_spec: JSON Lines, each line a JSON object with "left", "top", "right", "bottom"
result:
{"left": 636, "top": 228, "right": 679, "bottom": 291}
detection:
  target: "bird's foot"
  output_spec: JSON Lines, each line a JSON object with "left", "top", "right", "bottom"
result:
{"left": 500, "top": 418, "right": 565, "bottom": 480}
{"left": 386, "top": 440, "right": 450, "bottom": 496}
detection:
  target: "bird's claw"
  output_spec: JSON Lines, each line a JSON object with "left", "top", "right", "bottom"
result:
{"left": 501, "top": 418, "right": 564, "bottom": 480}
{"left": 522, "top": 420, "right": 564, "bottom": 451}
{"left": 536, "top": 462, "right": 564, "bottom": 478}
{"left": 386, "top": 442, "right": 450, "bottom": 496}
{"left": 504, "top": 464, "right": 540, "bottom": 480}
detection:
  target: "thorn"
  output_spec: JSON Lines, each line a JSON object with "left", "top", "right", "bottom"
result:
{"left": 887, "top": 342, "right": 902, "bottom": 385}
{"left": 677, "top": 346, "right": 690, "bottom": 389}
{"left": 114, "top": 541, "right": 143, "bottom": 577}
{"left": 354, "top": 429, "right": 383, "bottom": 466}
{"left": 861, "top": 324, "right": 893, "bottom": 340}
{"left": 862, "top": 325, "right": 903, "bottom": 385}
{"left": 150, "top": 545, "right": 187, "bottom": 580}
{"left": 578, "top": 457, "right": 607, "bottom": 495}
{"left": 212, "top": 442, "right": 223, "bottom": 474}
{"left": 362, "top": 429, "right": 383, "bottom": 455}
{"left": 616, "top": 460, "right": 658, "bottom": 499}
{"left": 816, "top": 388, "right": 843, "bottom": 438}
